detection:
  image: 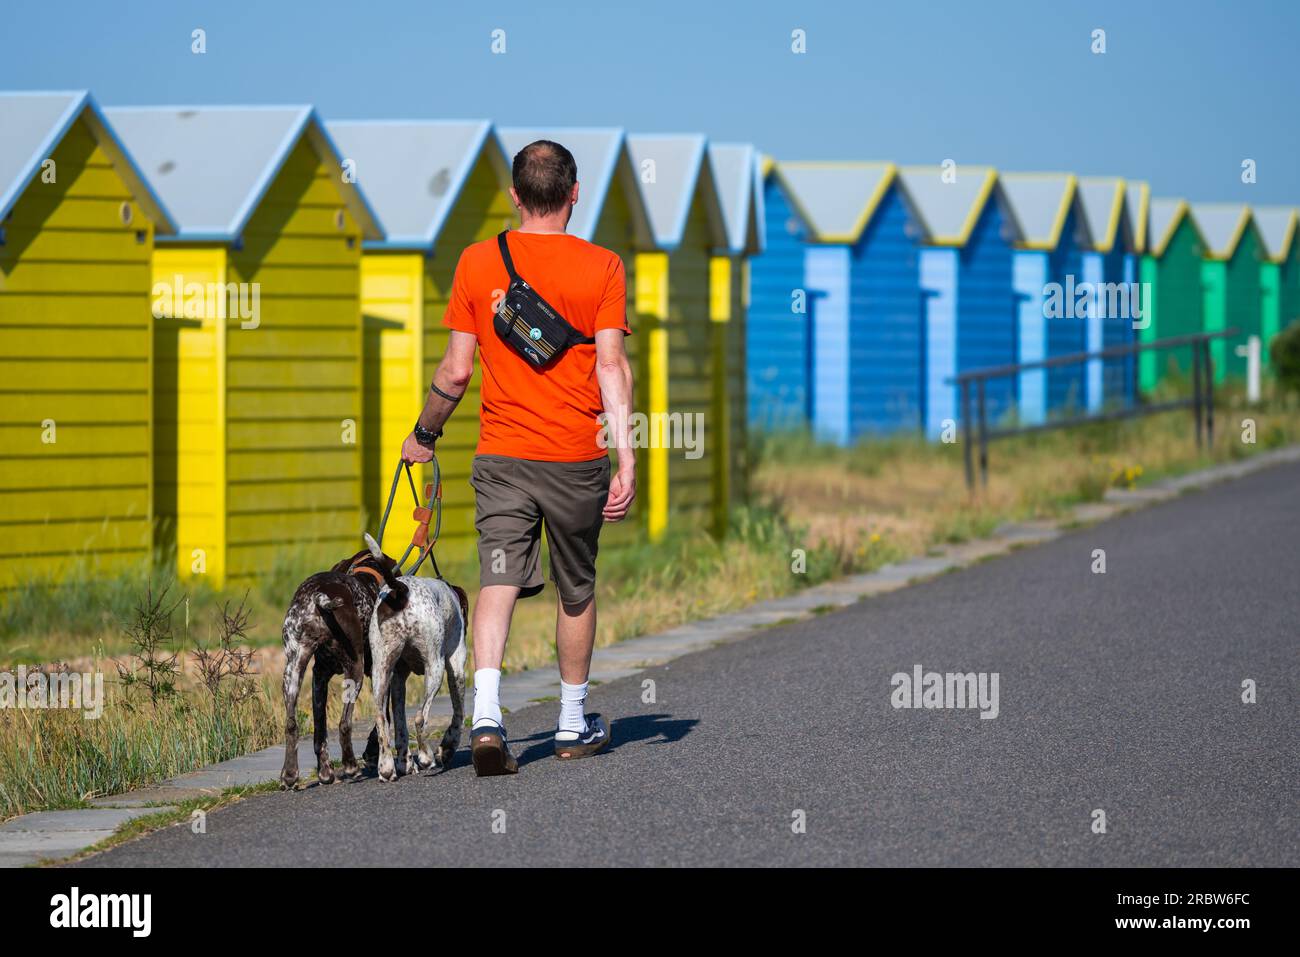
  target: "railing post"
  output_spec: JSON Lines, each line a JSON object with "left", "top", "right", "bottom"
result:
{"left": 977, "top": 378, "right": 989, "bottom": 487}
{"left": 961, "top": 380, "right": 973, "bottom": 491}
{"left": 1203, "top": 338, "right": 1215, "bottom": 447}
{"left": 1191, "top": 339, "right": 1203, "bottom": 449}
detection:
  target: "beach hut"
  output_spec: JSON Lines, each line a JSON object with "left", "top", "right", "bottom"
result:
{"left": 494, "top": 127, "right": 653, "bottom": 543}
{"left": 105, "top": 105, "right": 382, "bottom": 588}
{"left": 1075, "top": 177, "right": 1140, "bottom": 409}
{"left": 999, "top": 173, "right": 1092, "bottom": 424}
{"left": 625, "top": 134, "right": 729, "bottom": 537}
{"left": 325, "top": 120, "right": 516, "bottom": 557}
{"left": 1137, "top": 198, "right": 1207, "bottom": 389}
{"left": 748, "top": 158, "right": 813, "bottom": 431}
{"left": 1252, "top": 206, "right": 1299, "bottom": 370}
{"left": 706, "top": 143, "right": 763, "bottom": 526}
{"left": 0, "top": 91, "right": 175, "bottom": 591}
{"left": 775, "top": 161, "right": 927, "bottom": 441}
{"left": 1192, "top": 203, "right": 1265, "bottom": 383}
{"left": 895, "top": 166, "right": 1020, "bottom": 439}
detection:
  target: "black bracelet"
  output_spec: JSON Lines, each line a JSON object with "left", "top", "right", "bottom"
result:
{"left": 413, "top": 421, "right": 441, "bottom": 448}
{"left": 430, "top": 381, "right": 463, "bottom": 403}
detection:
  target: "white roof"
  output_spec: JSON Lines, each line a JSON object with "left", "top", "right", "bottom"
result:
{"left": 707, "top": 142, "right": 761, "bottom": 254}
{"left": 494, "top": 127, "right": 650, "bottom": 245}
{"left": 326, "top": 120, "right": 502, "bottom": 251}
{"left": 1075, "top": 177, "right": 1128, "bottom": 252}
{"left": 625, "top": 134, "right": 726, "bottom": 250}
{"left": 775, "top": 162, "right": 894, "bottom": 242}
{"left": 1000, "top": 173, "right": 1088, "bottom": 250}
{"left": 1252, "top": 206, "right": 1297, "bottom": 261}
{"left": 1147, "top": 199, "right": 1187, "bottom": 257}
{"left": 0, "top": 90, "right": 174, "bottom": 230}
{"left": 104, "top": 105, "right": 381, "bottom": 241}
{"left": 896, "top": 165, "right": 1002, "bottom": 246}
{"left": 1190, "top": 203, "right": 1251, "bottom": 259}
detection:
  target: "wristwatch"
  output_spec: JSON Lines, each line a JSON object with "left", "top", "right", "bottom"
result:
{"left": 413, "top": 421, "right": 441, "bottom": 448}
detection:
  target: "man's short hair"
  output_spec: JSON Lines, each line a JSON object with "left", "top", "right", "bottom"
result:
{"left": 512, "top": 140, "right": 578, "bottom": 217}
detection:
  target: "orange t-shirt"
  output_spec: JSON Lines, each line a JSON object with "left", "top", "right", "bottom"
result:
{"left": 443, "top": 231, "right": 629, "bottom": 461}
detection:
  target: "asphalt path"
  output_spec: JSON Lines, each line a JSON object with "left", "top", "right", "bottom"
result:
{"left": 77, "top": 460, "right": 1299, "bottom": 867}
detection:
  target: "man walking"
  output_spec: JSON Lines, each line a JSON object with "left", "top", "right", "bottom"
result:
{"left": 401, "top": 140, "right": 636, "bottom": 775}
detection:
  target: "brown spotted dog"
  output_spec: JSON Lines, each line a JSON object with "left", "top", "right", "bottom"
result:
{"left": 363, "top": 534, "right": 468, "bottom": 782}
{"left": 278, "top": 546, "right": 413, "bottom": 790}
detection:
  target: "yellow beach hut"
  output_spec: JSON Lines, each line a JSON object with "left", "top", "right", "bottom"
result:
{"left": 493, "top": 128, "right": 653, "bottom": 543}
{"left": 705, "top": 142, "right": 763, "bottom": 530}
{"left": 625, "top": 134, "right": 729, "bottom": 540}
{"left": 105, "top": 105, "right": 382, "bottom": 588}
{"left": 0, "top": 91, "right": 176, "bottom": 591}
{"left": 325, "top": 120, "right": 516, "bottom": 558}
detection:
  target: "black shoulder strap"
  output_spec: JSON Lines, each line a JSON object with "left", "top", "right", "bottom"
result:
{"left": 496, "top": 230, "right": 521, "bottom": 284}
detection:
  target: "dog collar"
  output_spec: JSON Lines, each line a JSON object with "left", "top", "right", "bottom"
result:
{"left": 349, "top": 564, "right": 386, "bottom": 586}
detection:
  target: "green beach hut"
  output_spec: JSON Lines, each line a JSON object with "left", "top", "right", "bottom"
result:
{"left": 1193, "top": 203, "right": 1265, "bottom": 383}
{"left": 1252, "top": 206, "right": 1299, "bottom": 370}
{"left": 1137, "top": 198, "right": 1207, "bottom": 390}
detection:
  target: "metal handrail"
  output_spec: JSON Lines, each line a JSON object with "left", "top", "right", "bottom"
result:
{"left": 948, "top": 329, "right": 1239, "bottom": 489}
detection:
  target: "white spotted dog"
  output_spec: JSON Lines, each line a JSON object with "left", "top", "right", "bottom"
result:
{"left": 363, "top": 534, "right": 469, "bottom": 782}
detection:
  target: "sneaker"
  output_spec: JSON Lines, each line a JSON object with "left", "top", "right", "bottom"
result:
{"left": 554, "top": 714, "right": 611, "bottom": 760}
{"left": 470, "top": 722, "right": 518, "bottom": 776}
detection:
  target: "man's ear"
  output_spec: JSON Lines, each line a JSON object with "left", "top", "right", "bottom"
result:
{"left": 508, "top": 186, "right": 522, "bottom": 212}
{"left": 571, "top": 181, "right": 580, "bottom": 206}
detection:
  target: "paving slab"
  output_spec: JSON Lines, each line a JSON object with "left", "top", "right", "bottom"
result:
{"left": 0, "top": 806, "right": 177, "bottom": 867}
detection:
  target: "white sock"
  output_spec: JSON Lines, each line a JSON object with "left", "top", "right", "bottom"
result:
{"left": 556, "top": 679, "right": 589, "bottom": 737}
{"left": 472, "top": 668, "right": 502, "bottom": 729}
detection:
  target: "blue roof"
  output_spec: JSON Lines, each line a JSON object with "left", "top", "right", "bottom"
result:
{"left": 0, "top": 90, "right": 175, "bottom": 231}
{"left": 103, "top": 104, "right": 382, "bottom": 242}
{"left": 326, "top": 120, "right": 504, "bottom": 251}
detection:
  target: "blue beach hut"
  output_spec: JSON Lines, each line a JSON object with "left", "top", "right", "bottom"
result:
{"left": 1076, "top": 177, "right": 1141, "bottom": 410}
{"left": 896, "top": 166, "right": 1022, "bottom": 439}
{"left": 747, "top": 158, "right": 812, "bottom": 431}
{"left": 1000, "top": 173, "right": 1093, "bottom": 424}
{"left": 775, "top": 161, "right": 925, "bottom": 442}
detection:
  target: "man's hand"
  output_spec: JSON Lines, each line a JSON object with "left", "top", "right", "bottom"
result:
{"left": 401, "top": 431, "right": 434, "bottom": 465}
{"left": 603, "top": 465, "right": 636, "bottom": 522}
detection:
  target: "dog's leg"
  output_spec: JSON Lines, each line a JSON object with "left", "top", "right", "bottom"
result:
{"left": 391, "top": 666, "right": 413, "bottom": 776}
{"left": 311, "top": 664, "right": 336, "bottom": 785}
{"left": 414, "top": 641, "right": 444, "bottom": 771}
{"left": 279, "top": 638, "right": 314, "bottom": 790}
{"left": 439, "top": 626, "right": 468, "bottom": 769}
{"left": 371, "top": 642, "right": 400, "bottom": 783}
{"left": 339, "top": 658, "right": 364, "bottom": 778}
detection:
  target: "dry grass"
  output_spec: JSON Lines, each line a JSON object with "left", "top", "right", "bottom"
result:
{"left": 754, "top": 385, "right": 1300, "bottom": 563}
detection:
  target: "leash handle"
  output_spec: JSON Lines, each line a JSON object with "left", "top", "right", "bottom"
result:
{"left": 407, "top": 456, "right": 443, "bottom": 578}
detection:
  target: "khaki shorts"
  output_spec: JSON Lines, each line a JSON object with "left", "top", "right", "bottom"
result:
{"left": 469, "top": 454, "right": 611, "bottom": 605}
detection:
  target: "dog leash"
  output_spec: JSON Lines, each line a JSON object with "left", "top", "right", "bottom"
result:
{"left": 374, "top": 456, "right": 443, "bottom": 579}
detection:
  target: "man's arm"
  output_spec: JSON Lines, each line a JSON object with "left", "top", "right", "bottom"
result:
{"left": 595, "top": 327, "right": 636, "bottom": 521}
{"left": 401, "top": 330, "right": 477, "bottom": 464}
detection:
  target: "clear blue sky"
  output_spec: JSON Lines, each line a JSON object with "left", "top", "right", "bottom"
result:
{"left": 3, "top": 0, "right": 1298, "bottom": 203}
